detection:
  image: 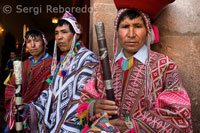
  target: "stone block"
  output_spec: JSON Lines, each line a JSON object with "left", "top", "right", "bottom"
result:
{"left": 156, "top": 0, "right": 200, "bottom": 34}
{"left": 91, "top": 2, "right": 117, "bottom": 58}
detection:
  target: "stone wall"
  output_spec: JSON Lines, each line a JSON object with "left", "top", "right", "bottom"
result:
{"left": 90, "top": 0, "right": 200, "bottom": 132}
{"left": 89, "top": 0, "right": 117, "bottom": 57}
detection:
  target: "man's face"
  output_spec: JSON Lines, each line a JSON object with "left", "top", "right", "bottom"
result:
{"left": 55, "top": 24, "right": 74, "bottom": 55}
{"left": 26, "top": 36, "right": 44, "bottom": 58}
{"left": 10, "top": 52, "right": 16, "bottom": 59}
{"left": 118, "top": 16, "right": 147, "bottom": 58}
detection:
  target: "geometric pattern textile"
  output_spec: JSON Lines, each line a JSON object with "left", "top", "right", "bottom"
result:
{"left": 80, "top": 51, "right": 193, "bottom": 133}
{"left": 31, "top": 46, "right": 98, "bottom": 132}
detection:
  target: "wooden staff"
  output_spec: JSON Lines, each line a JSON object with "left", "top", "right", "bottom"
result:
{"left": 95, "top": 22, "right": 117, "bottom": 119}
{"left": 13, "top": 60, "right": 23, "bottom": 133}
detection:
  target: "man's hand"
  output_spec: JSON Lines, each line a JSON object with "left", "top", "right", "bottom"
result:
{"left": 109, "top": 117, "right": 128, "bottom": 132}
{"left": 13, "top": 105, "right": 27, "bottom": 115}
{"left": 94, "top": 99, "right": 118, "bottom": 116}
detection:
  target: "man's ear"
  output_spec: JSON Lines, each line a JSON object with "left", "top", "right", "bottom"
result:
{"left": 76, "top": 34, "right": 80, "bottom": 40}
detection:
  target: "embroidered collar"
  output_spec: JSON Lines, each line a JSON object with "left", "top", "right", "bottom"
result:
{"left": 115, "top": 44, "right": 148, "bottom": 64}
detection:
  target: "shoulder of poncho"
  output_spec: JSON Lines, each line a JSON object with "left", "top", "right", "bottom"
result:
{"left": 23, "top": 59, "right": 30, "bottom": 65}
{"left": 43, "top": 56, "right": 53, "bottom": 62}
{"left": 77, "top": 46, "right": 97, "bottom": 56}
{"left": 150, "top": 51, "right": 174, "bottom": 62}
{"left": 149, "top": 50, "right": 177, "bottom": 69}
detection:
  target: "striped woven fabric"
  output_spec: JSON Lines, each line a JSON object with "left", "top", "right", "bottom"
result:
{"left": 4, "top": 55, "right": 52, "bottom": 130}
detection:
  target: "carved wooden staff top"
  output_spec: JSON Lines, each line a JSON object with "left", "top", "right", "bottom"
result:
{"left": 14, "top": 60, "right": 23, "bottom": 132}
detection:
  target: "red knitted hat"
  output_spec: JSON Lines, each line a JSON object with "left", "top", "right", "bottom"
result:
{"left": 114, "top": 0, "right": 175, "bottom": 20}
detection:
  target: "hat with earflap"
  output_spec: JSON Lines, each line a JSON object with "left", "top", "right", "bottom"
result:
{"left": 114, "top": 0, "right": 175, "bottom": 46}
{"left": 61, "top": 11, "right": 81, "bottom": 34}
{"left": 112, "top": 0, "right": 175, "bottom": 109}
{"left": 23, "top": 30, "right": 48, "bottom": 47}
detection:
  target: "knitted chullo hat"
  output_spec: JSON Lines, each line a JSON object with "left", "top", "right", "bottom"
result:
{"left": 23, "top": 29, "right": 48, "bottom": 47}
{"left": 51, "top": 11, "right": 81, "bottom": 77}
{"left": 61, "top": 11, "right": 81, "bottom": 34}
{"left": 112, "top": 0, "right": 175, "bottom": 109}
{"left": 22, "top": 30, "right": 48, "bottom": 62}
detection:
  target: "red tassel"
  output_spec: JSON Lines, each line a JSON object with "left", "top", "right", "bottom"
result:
{"left": 82, "top": 124, "right": 90, "bottom": 133}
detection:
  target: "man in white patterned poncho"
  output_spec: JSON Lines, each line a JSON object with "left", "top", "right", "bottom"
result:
{"left": 26, "top": 11, "right": 98, "bottom": 132}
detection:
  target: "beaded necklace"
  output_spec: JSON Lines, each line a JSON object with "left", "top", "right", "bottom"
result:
{"left": 46, "top": 41, "right": 84, "bottom": 83}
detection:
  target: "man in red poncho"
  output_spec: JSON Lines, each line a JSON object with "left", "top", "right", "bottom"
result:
{"left": 4, "top": 29, "right": 52, "bottom": 131}
{"left": 77, "top": 0, "right": 193, "bottom": 132}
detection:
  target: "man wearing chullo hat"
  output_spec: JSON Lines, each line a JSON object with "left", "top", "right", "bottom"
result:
{"left": 4, "top": 29, "right": 53, "bottom": 132}
{"left": 16, "top": 11, "right": 98, "bottom": 132}
{"left": 77, "top": 0, "right": 193, "bottom": 132}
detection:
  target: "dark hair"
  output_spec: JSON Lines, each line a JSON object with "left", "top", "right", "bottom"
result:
{"left": 117, "top": 10, "right": 141, "bottom": 30}
{"left": 25, "top": 29, "right": 44, "bottom": 44}
{"left": 55, "top": 19, "right": 75, "bottom": 34}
